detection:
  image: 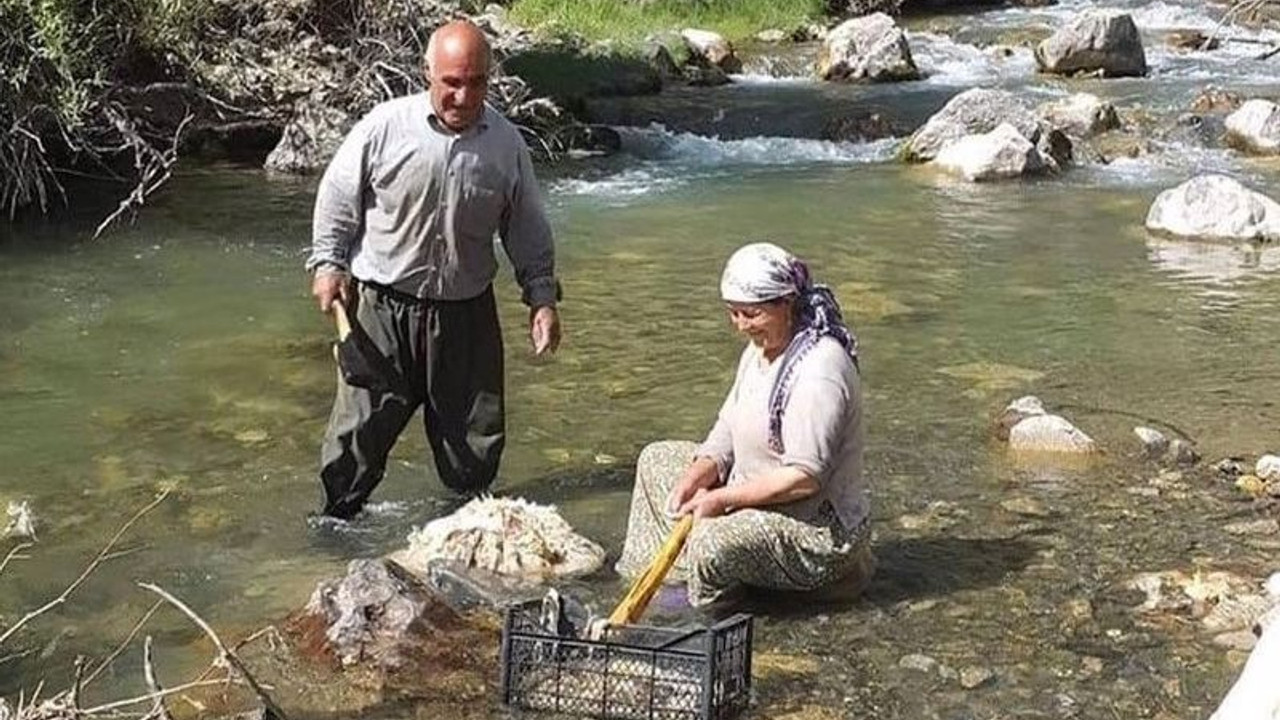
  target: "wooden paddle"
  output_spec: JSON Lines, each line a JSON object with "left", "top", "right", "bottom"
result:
{"left": 606, "top": 514, "right": 695, "bottom": 627}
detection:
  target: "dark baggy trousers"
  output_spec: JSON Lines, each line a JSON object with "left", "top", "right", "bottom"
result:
{"left": 319, "top": 280, "right": 505, "bottom": 519}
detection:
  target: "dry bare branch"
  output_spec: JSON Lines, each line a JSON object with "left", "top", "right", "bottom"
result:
{"left": 142, "top": 635, "right": 175, "bottom": 720}
{"left": 138, "top": 583, "right": 288, "bottom": 720}
{"left": 84, "top": 600, "right": 165, "bottom": 686}
{"left": 0, "top": 542, "right": 33, "bottom": 576}
{"left": 0, "top": 489, "right": 171, "bottom": 647}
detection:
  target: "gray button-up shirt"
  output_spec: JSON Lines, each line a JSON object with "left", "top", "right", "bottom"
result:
{"left": 307, "top": 94, "right": 558, "bottom": 307}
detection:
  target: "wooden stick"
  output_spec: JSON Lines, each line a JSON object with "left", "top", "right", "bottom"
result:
{"left": 607, "top": 515, "right": 694, "bottom": 627}
{"left": 138, "top": 583, "right": 288, "bottom": 720}
{"left": 333, "top": 299, "right": 352, "bottom": 341}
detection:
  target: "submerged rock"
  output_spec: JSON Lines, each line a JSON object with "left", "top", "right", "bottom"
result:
{"left": 1145, "top": 174, "right": 1280, "bottom": 242}
{"left": 1256, "top": 455, "right": 1280, "bottom": 482}
{"left": 1225, "top": 99, "right": 1280, "bottom": 156}
{"left": 995, "top": 396, "right": 1097, "bottom": 454}
{"left": 1035, "top": 11, "right": 1147, "bottom": 77}
{"left": 817, "top": 13, "right": 920, "bottom": 83}
{"left": 1133, "top": 426, "right": 1169, "bottom": 457}
{"left": 393, "top": 496, "right": 606, "bottom": 580}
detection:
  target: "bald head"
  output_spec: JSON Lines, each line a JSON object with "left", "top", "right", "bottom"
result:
{"left": 424, "top": 21, "right": 492, "bottom": 132}
{"left": 426, "top": 21, "right": 492, "bottom": 77}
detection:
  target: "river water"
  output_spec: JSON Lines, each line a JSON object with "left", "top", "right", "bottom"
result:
{"left": 2, "top": 0, "right": 1280, "bottom": 717}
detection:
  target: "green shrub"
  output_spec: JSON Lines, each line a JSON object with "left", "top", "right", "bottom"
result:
{"left": 508, "top": 0, "right": 825, "bottom": 44}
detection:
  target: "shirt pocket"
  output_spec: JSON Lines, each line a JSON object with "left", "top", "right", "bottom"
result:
{"left": 457, "top": 174, "right": 506, "bottom": 238}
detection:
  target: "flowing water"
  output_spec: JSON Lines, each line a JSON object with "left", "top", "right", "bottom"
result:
{"left": 3, "top": 0, "right": 1280, "bottom": 717}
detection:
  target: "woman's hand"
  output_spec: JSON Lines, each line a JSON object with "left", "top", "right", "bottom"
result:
{"left": 668, "top": 457, "right": 720, "bottom": 515}
{"left": 678, "top": 487, "right": 733, "bottom": 519}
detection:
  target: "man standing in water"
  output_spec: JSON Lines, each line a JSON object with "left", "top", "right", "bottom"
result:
{"left": 306, "top": 20, "right": 562, "bottom": 520}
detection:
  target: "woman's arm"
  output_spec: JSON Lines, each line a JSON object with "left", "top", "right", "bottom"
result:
{"left": 678, "top": 465, "right": 819, "bottom": 518}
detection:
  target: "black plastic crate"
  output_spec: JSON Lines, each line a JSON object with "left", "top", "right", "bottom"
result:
{"left": 500, "top": 599, "right": 753, "bottom": 720}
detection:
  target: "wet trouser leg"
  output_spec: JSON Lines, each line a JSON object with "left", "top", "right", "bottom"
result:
{"left": 319, "top": 282, "right": 424, "bottom": 519}
{"left": 423, "top": 286, "right": 505, "bottom": 494}
{"left": 318, "top": 283, "right": 505, "bottom": 518}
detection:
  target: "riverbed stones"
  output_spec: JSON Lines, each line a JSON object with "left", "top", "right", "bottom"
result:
{"left": 3, "top": 500, "right": 36, "bottom": 539}
{"left": 393, "top": 496, "right": 605, "bottom": 580}
{"left": 1035, "top": 11, "right": 1148, "bottom": 77}
{"left": 1225, "top": 99, "right": 1280, "bottom": 155}
{"left": 959, "top": 665, "right": 995, "bottom": 689}
{"left": 1191, "top": 86, "right": 1244, "bottom": 114}
{"left": 680, "top": 29, "right": 742, "bottom": 73}
{"left": 934, "top": 123, "right": 1050, "bottom": 181}
{"left": 902, "top": 88, "right": 1042, "bottom": 162}
{"left": 817, "top": 13, "right": 920, "bottom": 83}
{"left": 1036, "top": 93, "right": 1120, "bottom": 138}
{"left": 1167, "top": 29, "right": 1221, "bottom": 51}
{"left": 1257, "top": 455, "right": 1280, "bottom": 482}
{"left": 1133, "top": 426, "right": 1169, "bottom": 457}
{"left": 1145, "top": 174, "right": 1280, "bottom": 242}
{"left": 995, "top": 396, "right": 1097, "bottom": 454}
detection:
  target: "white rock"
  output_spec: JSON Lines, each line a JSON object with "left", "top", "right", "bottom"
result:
{"left": 1256, "top": 455, "right": 1280, "bottom": 482}
{"left": 681, "top": 28, "right": 741, "bottom": 72}
{"left": 1006, "top": 395, "right": 1047, "bottom": 415}
{"left": 817, "top": 13, "right": 920, "bottom": 83}
{"left": 1009, "top": 414, "right": 1097, "bottom": 453}
{"left": 395, "top": 496, "right": 605, "bottom": 580}
{"left": 1145, "top": 174, "right": 1280, "bottom": 242}
{"left": 904, "top": 88, "right": 1039, "bottom": 162}
{"left": 934, "top": 123, "right": 1049, "bottom": 181}
{"left": 1225, "top": 99, "right": 1280, "bottom": 155}
{"left": 1035, "top": 10, "right": 1147, "bottom": 77}
{"left": 1036, "top": 93, "right": 1121, "bottom": 137}
{"left": 3, "top": 500, "right": 36, "bottom": 540}
{"left": 1134, "top": 426, "right": 1169, "bottom": 456}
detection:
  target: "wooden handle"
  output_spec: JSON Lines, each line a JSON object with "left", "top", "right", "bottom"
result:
{"left": 607, "top": 514, "right": 694, "bottom": 627}
{"left": 333, "top": 299, "right": 352, "bottom": 341}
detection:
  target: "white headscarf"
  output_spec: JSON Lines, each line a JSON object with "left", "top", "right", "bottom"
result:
{"left": 719, "top": 242, "right": 860, "bottom": 453}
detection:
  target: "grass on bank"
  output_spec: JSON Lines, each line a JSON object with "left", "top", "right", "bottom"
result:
{"left": 507, "top": 0, "right": 827, "bottom": 44}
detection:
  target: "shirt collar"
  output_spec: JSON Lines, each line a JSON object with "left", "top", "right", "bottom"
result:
{"left": 424, "top": 95, "right": 492, "bottom": 137}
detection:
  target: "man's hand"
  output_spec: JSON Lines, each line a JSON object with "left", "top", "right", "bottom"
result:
{"left": 312, "top": 270, "right": 352, "bottom": 313}
{"left": 529, "top": 305, "right": 561, "bottom": 356}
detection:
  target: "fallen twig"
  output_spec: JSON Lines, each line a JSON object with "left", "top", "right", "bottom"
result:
{"left": 0, "top": 489, "right": 171, "bottom": 647}
{"left": 142, "top": 635, "right": 175, "bottom": 720}
{"left": 0, "top": 542, "right": 33, "bottom": 576}
{"left": 84, "top": 599, "right": 164, "bottom": 685}
{"left": 139, "top": 583, "right": 288, "bottom": 720}
{"left": 79, "top": 677, "right": 230, "bottom": 714}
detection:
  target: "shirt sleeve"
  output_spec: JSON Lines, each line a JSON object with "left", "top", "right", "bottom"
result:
{"left": 779, "top": 355, "right": 855, "bottom": 479}
{"left": 306, "top": 120, "right": 371, "bottom": 273}
{"left": 499, "top": 141, "right": 558, "bottom": 308}
{"left": 695, "top": 350, "right": 749, "bottom": 482}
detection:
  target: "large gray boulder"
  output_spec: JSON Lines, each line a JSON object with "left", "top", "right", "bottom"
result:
{"left": 1036, "top": 93, "right": 1121, "bottom": 138}
{"left": 1146, "top": 175, "right": 1280, "bottom": 242}
{"left": 995, "top": 396, "right": 1097, "bottom": 454}
{"left": 1035, "top": 11, "right": 1148, "bottom": 77}
{"left": 1226, "top": 99, "right": 1280, "bottom": 156}
{"left": 933, "top": 123, "right": 1049, "bottom": 181}
{"left": 264, "top": 96, "right": 354, "bottom": 174}
{"left": 817, "top": 13, "right": 920, "bottom": 83}
{"left": 902, "top": 88, "right": 1040, "bottom": 162}
{"left": 680, "top": 28, "right": 742, "bottom": 73}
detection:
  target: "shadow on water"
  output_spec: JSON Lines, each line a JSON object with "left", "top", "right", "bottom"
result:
{"left": 863, "top": 534, "right": 1041, "bottom": 606}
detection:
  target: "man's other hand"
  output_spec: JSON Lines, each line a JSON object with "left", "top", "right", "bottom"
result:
{"left": 529, "top": 306, "right": 561, "bottom": 356}
{"left": 312, "top": 270, "right": 352, "bottom": 313}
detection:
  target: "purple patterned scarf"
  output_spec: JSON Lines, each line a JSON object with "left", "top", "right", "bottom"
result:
{"left": 720, "top": 243, "right": 859, "bottom": 454}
